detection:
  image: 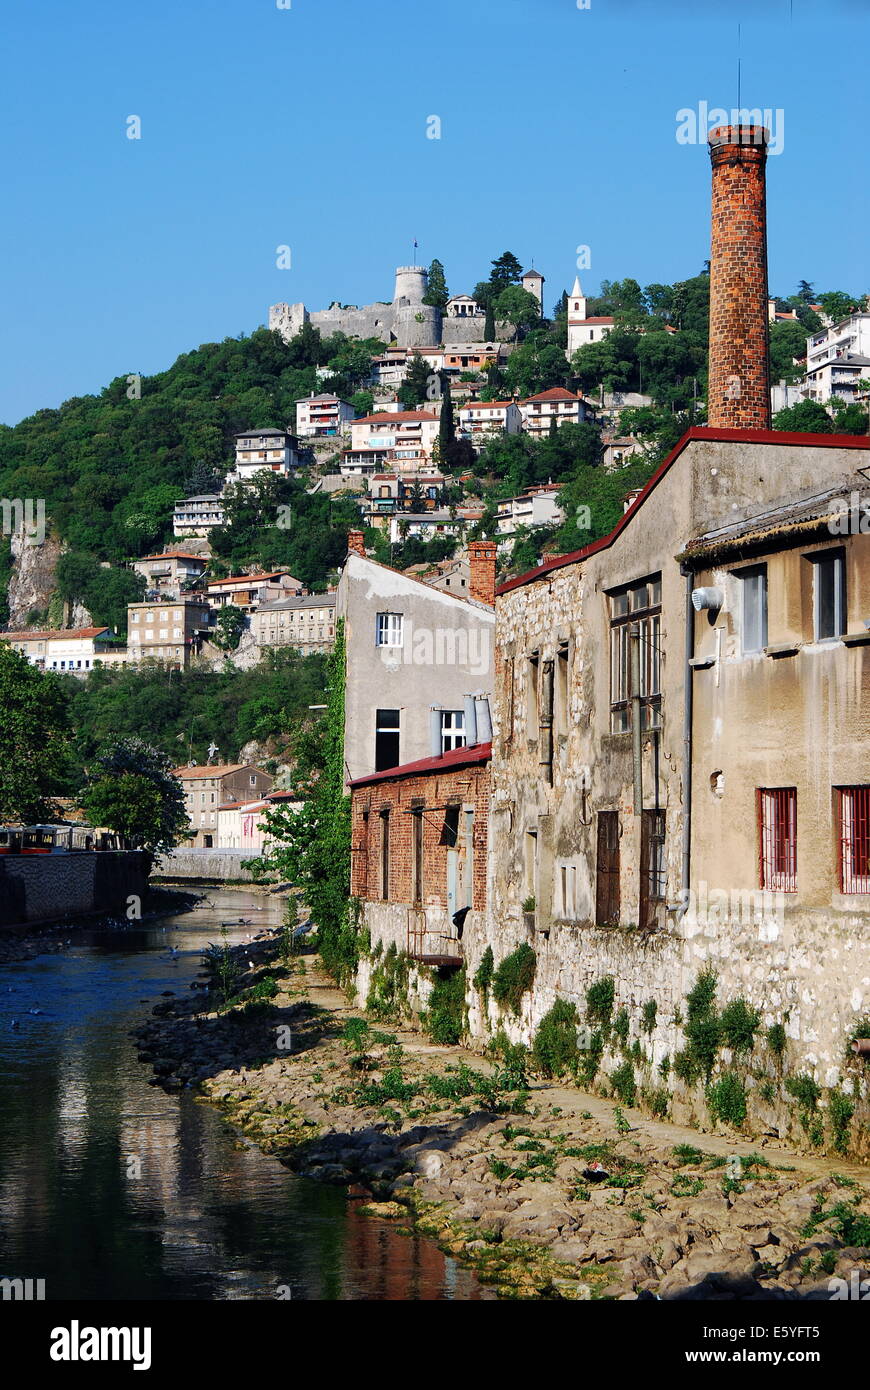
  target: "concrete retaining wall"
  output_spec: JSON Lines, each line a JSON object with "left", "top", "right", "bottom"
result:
{"left": 0, "top": 852, "right": 149, "bottom": 927}
{"left": 153, "top": 849, "right": 266, "bottom": 883}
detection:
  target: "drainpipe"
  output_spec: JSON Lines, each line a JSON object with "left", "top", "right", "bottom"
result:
{"left": 474, "top": 695, "right": 493, "bottom": 744}
{"left": 429, "top": 705, "right": 442, "bottom": 757}
{"left": 681, "top": 563, "right": 694, "bottom": 896}
{"left": 463, "top": 695, "right": 478, "bottom": 748}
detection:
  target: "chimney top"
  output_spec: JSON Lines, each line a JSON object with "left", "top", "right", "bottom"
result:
{"left": 347, "top": 530, "right": 366, "bottom": 557}
{"left": 468, "top": 539, "right": 496, "bottom": 607}
{"left": 708, "top": 124, "right": 770, "bottom": 151}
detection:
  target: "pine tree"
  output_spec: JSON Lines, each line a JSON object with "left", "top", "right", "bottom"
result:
{"left": 423, "top": 258, "right": 449, "bottom": 309}
{"left": 439, "top": 379, "right": 455, "bottom": 460}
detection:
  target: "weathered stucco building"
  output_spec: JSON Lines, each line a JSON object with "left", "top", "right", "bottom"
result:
{"left": 336, "top": 533, "right": 495, "bottom": 784}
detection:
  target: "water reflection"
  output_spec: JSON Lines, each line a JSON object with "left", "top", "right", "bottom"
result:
{"left": 0, "top": 890, "right": 489, "bottom": 1300}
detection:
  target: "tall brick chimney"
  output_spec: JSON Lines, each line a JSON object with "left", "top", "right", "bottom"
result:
{"left": 347, "top": 529, "right": 366, "bottom": 557}
{"left": 707, "top": 125, "right": 771, "bottom": 430}
{"left": 468, "top": 539, "right": 496, "bottom": 606}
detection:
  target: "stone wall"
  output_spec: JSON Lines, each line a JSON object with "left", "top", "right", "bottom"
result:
{"left": 152, "top": 849, "right": 265, "bottom": 883}
{"left": 0, "top": 852, "right": 148, "bottom": 927}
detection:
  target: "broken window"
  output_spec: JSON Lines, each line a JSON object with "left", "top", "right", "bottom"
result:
{"left": 738, "top": 565, "right": 768, "bottom": 654}
{"left": 609, "top": 576, "right": 661, "bottom": 732}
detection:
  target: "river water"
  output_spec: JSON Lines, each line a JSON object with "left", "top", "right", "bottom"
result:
{"left": 0, "top": 888, "right": 488, "bottom": 1301}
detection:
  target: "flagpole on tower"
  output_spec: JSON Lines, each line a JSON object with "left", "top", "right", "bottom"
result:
{"left": 413, "top": 239, "right": 418, "bottom": 267}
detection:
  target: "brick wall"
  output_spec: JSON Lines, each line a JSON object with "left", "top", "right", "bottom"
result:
{"left": 351, "top": 759, "right": 490, "bottom": 914}
{"left": 707, "top": 125, "right": 771, "bottom": 429}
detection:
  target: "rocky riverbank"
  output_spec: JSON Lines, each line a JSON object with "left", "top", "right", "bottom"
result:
{"left": 134, "top": 928, "right": 870, "bottom": 1301}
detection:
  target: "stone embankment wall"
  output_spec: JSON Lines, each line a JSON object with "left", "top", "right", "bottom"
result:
{"left": 153, "top": 849, "right": 265, "bottom": 884}
{"left": 0, "top": 852, "right": 148, "bottom": 927}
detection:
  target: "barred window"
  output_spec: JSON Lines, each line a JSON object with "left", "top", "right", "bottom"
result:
{"left": 758, "top": 787, "right": 797, "bottom": 892}
{"left": 838, "top": 786, "right": 870, "bottom": 894}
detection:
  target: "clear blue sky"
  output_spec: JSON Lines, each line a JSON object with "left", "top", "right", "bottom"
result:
{"left": 1, "top": 0, "right": 867, "bottom": 425}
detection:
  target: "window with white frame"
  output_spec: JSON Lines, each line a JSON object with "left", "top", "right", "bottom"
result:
{"left": 376, "top": 612, "right": 404, "bottom": 648}
{"left": 440, "top": 710, "right": 466, "bottom": 753}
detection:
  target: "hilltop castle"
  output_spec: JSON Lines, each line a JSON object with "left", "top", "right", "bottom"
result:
{"left": 269, "top": 263, "right": 544, "bottom": 348}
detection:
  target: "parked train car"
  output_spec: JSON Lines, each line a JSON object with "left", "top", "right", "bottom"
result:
{"left": 0, "top": 825, "right": 118, "bottom": 854}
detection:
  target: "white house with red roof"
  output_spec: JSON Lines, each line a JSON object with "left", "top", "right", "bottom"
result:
{"left": 518, "top": 386, "right": 593, "bottom": 437}
{"left": 567, "top": 275, "right": 615, "bottom": 357}
{"left": 1, "top": 627, "right": 114, "bottom": 675}
{"left": 457, "top": 399, "right": 522, "bottom": 440}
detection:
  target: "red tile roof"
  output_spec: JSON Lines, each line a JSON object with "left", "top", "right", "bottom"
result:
{"left": 172, "top": 763, "right": 265, "bottom": 780}
{"left": 519, "top": 387, "right": 584, "bottom": 404}
{"left": 356, "top": 411, "right": 439, "bottom": 424}
{"left": 137, "top": 552, "right": 207, "bottom": 563}
{"left": 349, "top": 741, "right": 492, "bottom": 787}
{"left": 496, "top": 426, "right": 870, "bottom": 596}
{"left": 207, "top": 571, "right": 298, "bottom": 587}
{"left": 2, "top": 627, "right": 109, "bottom": 641}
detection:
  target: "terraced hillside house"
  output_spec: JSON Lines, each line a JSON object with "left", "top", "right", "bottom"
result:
{"left": 251, "top": 592, "right": 336, "bottom": 653}
{"left": 131, "top": 551, "right": 207, "bottom": 599}
{"left": 127, "top": 597, "right": 213, "bottom": 667}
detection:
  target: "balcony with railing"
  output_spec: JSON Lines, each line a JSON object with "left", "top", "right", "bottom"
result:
{"left": 406, "top": 907, "right": 463, "bottom": 966}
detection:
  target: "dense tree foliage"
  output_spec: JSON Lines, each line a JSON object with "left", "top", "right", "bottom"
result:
{"left": 0, "top": 645, "right": 69, "bottom": 820}
{"left": 79, "top": 737, "right": 189, "bottom": 855}
{"left": 0, "top": 326, "right": 382, "bottom": 584}
{"left": 61, "top": 647, "right": 326, "bottom": 787}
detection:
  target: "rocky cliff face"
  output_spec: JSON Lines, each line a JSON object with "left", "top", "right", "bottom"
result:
{"left": 5, "top": 530, "right": 91, "bottom": 630}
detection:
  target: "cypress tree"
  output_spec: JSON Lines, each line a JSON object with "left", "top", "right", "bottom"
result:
{"left": 484, "top": 301, "right": 496, "bottom": 340}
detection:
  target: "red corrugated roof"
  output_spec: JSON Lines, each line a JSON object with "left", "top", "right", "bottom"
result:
{"left": 497, "top": 426, "right": 870, "bottom": 596}
{"left": 349, "top": 741, "right": 492, "bottom": 788}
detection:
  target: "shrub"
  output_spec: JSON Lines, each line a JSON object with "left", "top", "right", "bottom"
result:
{"left": 641, "top": 999, "right": 658, "bottom": 1034}
{"left": 610, "top": 1061, "right": 636, "bottom": 1106}
{"left": 366, "top": 943, "right": 411, "bottom": 1019}
{"left": 473, "top": 946, "right": 494, "bottom": 994}
{"left": 585, "top": 976, "right": 615, "bottom": 1029}
{"left": 785, "top": 1074, "right": 821, "bottom": 1113}
{"left": 643, "top": 1086, "right": 669, "bottom": 1118}
{"left": 492, "top": 943, "right": 537, "bottom": 1014}
{"left": 686, "top": 968, "right": 717, "bottom": 1023}
{"left": 532, "top": 999, "right": 580, "bottom": 1077}
{"left": 720, "top": 997, "right": 761, "bottom": 1053}
{"left": 614, "top": 1006, "right": 630, "bottom": 1046}
{"left": 578, "top": 1028, "right": 604, "bottom": 1086}
{"left": 706, "top": 1071, "right": 747, "bottom": 1128}
{"left": 828, "top": 1089, "right": 855, "bottom": 1155}
{"left": 766, "top": 1022, "right": 787, "bottom": 1059}
{"left": 424, "top": 967, "right": 466, "bottom": 1044}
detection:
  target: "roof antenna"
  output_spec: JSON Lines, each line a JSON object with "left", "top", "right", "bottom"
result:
{"left": 737, "top": 23, "right": 741, "bottom": 114}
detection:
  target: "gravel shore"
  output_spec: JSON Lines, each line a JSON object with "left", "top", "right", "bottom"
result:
{"left": 134, "top": 930, "right": 870, "bottom": 1301}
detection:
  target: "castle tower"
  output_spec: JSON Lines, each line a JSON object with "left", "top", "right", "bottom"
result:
{"left": 393, "top": 265, "right": 428, "bottom": 307}
{"left": 707, "top": 125, "right": 771, "bottom": 429}
{"left": 521, "top": 267, "right": 544, "bottom": 312}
